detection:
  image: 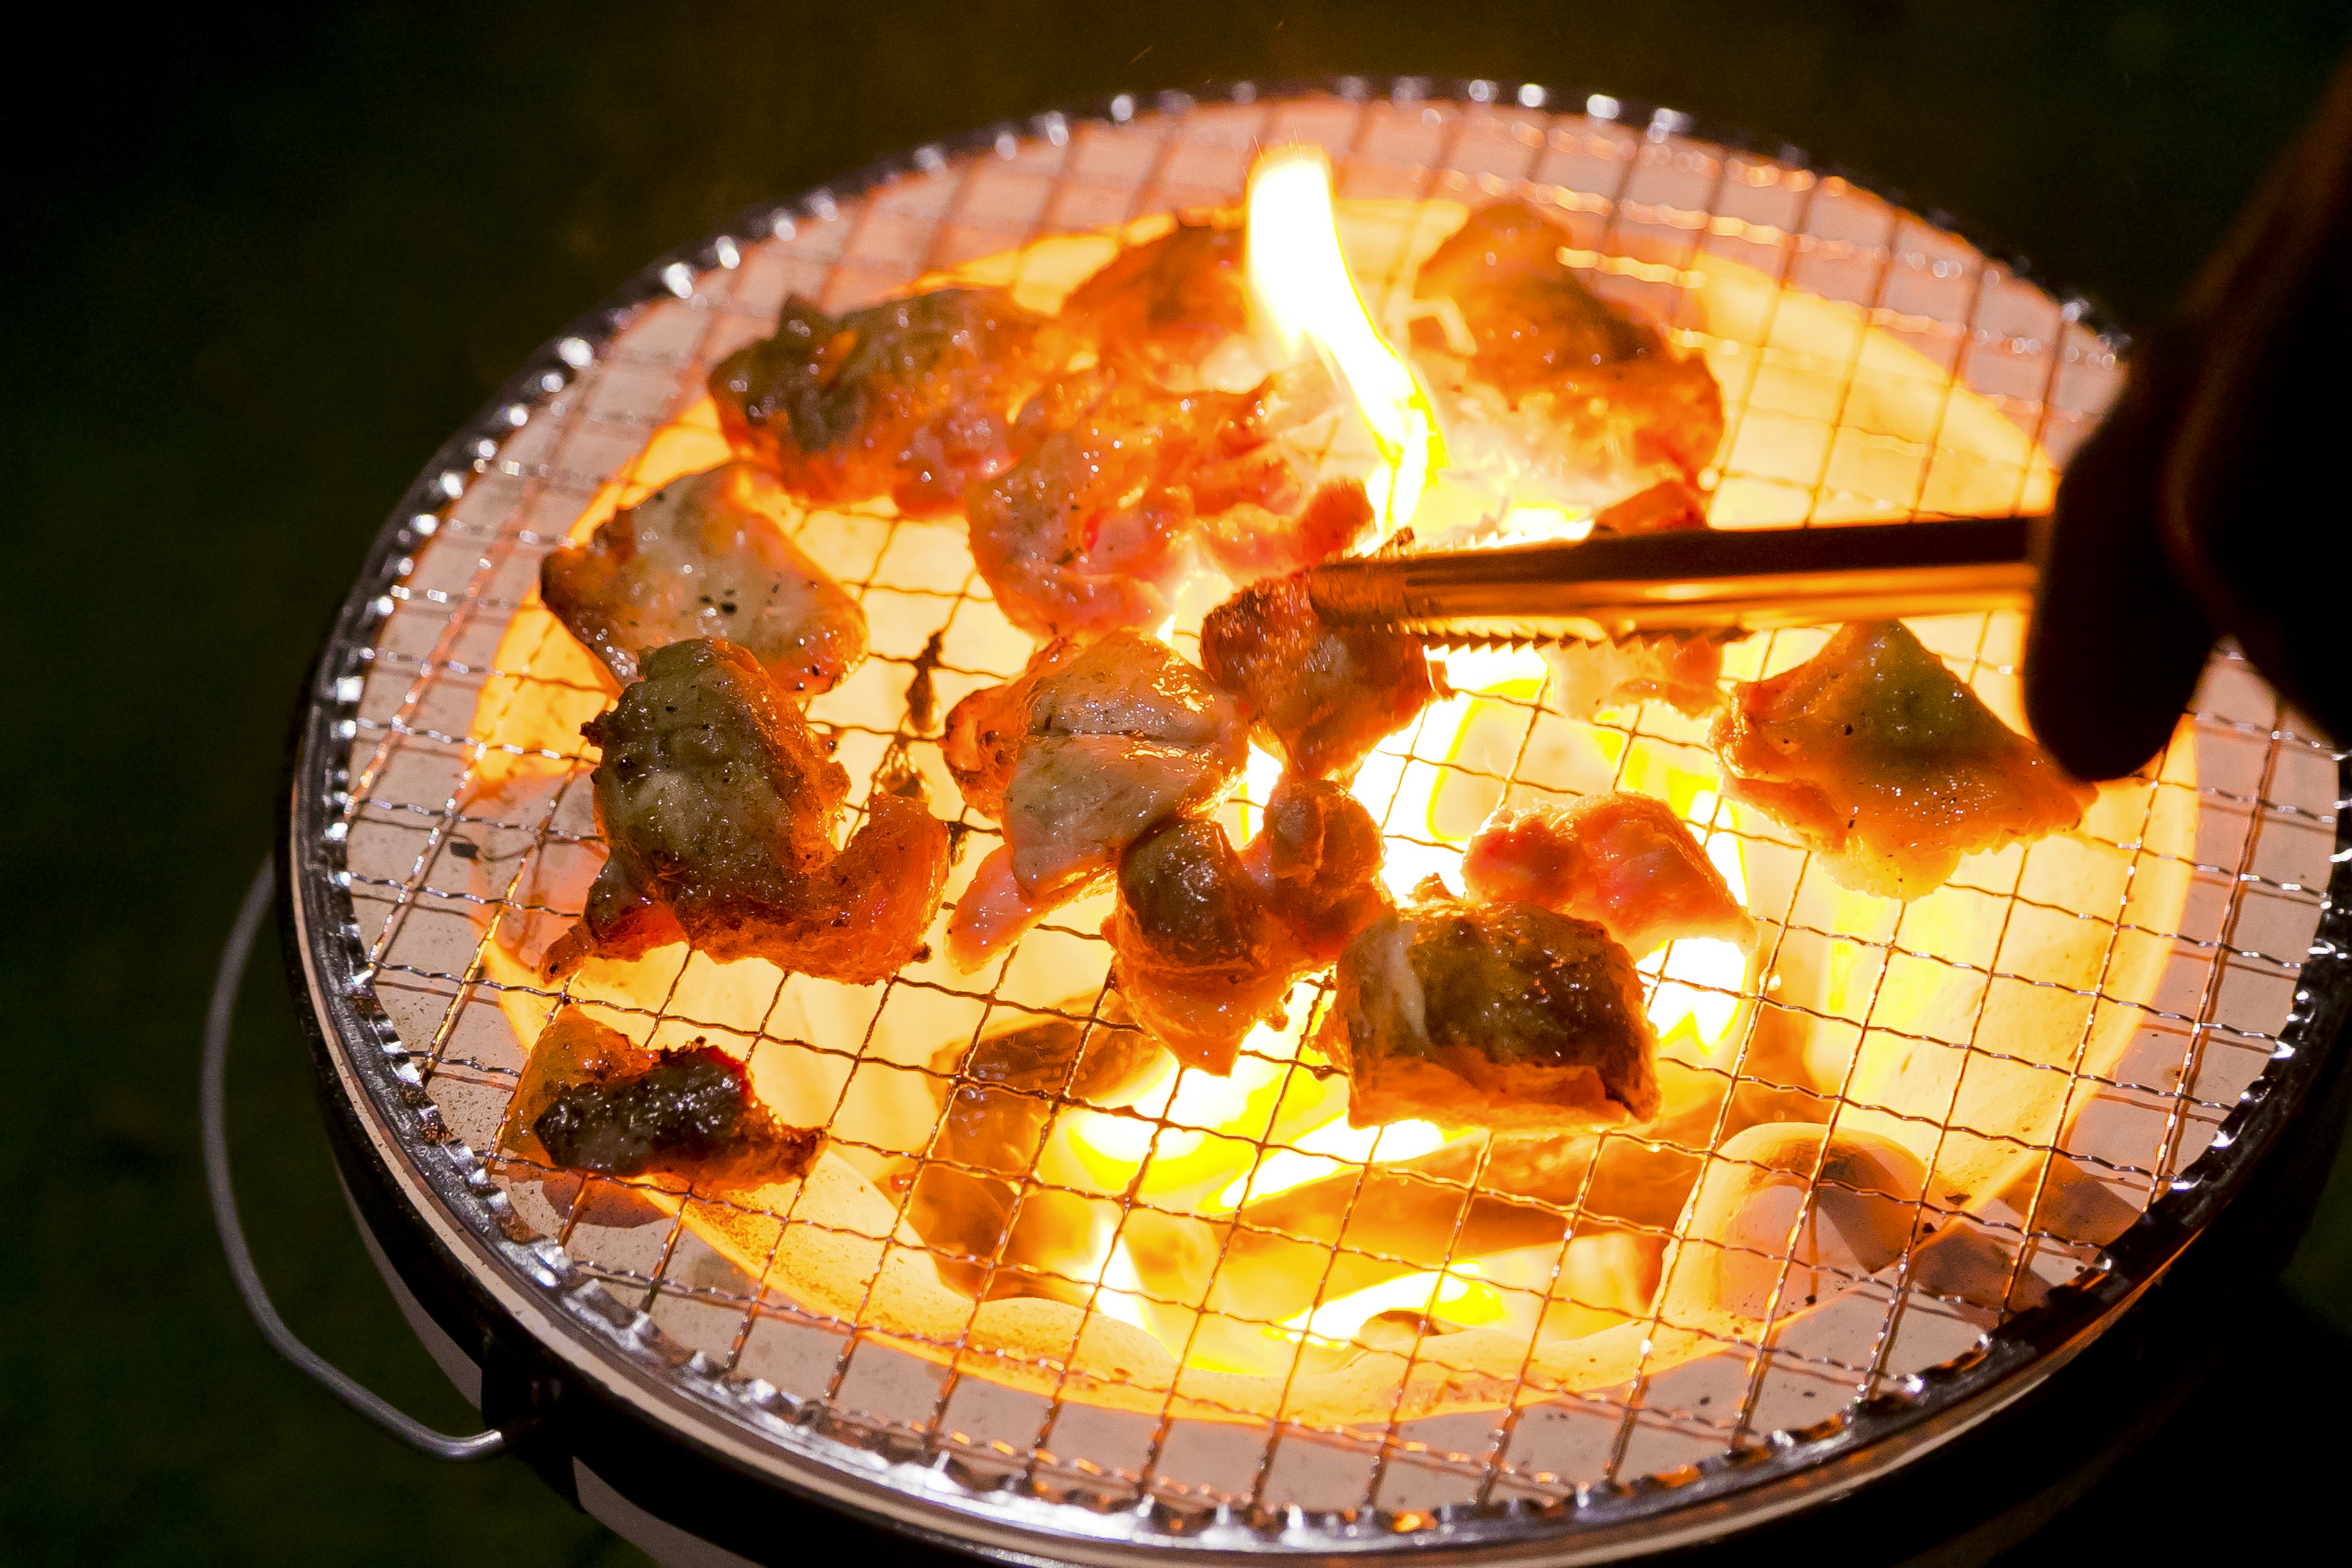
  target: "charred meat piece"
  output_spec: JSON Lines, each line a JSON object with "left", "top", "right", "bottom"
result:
{"left": 943, "top": 632, "right": 1250, "bottom": 969}
{"left": 543, "top": 639, "right": 950, "bottom": 981}
{"left": 1711, "top": 620, "right": 2097, "bottom": 899}
{"left": 540, "top": 462, "right": 866, "bottom": 694}
{"left": 969, "top": 367, "right": 1371, "bottom": 638}
{"left": 709, "top": 287, "right": 1058, "bottom": 516}
{"left": 1462, "top": 792, "right": 1755, "bottom": 957}
{"left": 1318, "top": 890, "right": 1661, "bottom": 1131}
{"left": 1248, "top": 774, "right": 1391, "bottom": 963}
{"left": 908, "top": 1000, "right": 1162, "bottom": 1301}
{"left": 1110, "top": 819, "right": 1295, "bottom": 1076}
{"left": 1110, "top": 777, "right": 1389, "bottom": 1074}
{"left": 1412, "top": 200, "right": 1725, "bottom": 496}
{"left": 1201, "top": 568, "right": 1442, "bottom": 779}
{"left": 1540, "top": 481, "right": 1730, "bottom": 718}
{"left": 1060, "top": 219, "right": 1250, "bottom": 381}
{"left": 500, "top": 1007, "right": 821, "bottom": 1189}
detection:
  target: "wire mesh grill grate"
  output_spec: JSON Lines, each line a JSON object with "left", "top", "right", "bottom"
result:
{"left": 301, "top": 82, "right": 2342, "bottom": 1542}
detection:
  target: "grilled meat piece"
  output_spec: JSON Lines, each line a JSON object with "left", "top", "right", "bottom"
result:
{"left": 968, "top": 367, "right": 1371, "bottom": 638}
{"left": 1109, "top": 776, "right": 1389, "bottom": 1074}
{"left": 709, "top": 287, "right": 1058, "bottom": 516}
{"left": 1462, "top": 793, "right": 1755, "bottom": 957}
{"left": 1061, "top": 219, "right": 1250, "bottom": 380}
{"left": 1110, "top": 820, "right": 1292, "bottom": 1076}
{"left": 1247, "top": 773, "right": 1390, "bottom": 963}
{"left": 943, "top": 631, "right": 1250, "bottom": 969}
{"left": 500, "top": 1007, "right": 821, "bottom": 1189}
{"left": 1317, "top": 890, "right": 1661, "bottom": 1131}
{"left": 1711, "top": 620, "right": 2097, "bottom": 899}
{"left": 1411, "top": 200, "right": 1725, "bottom": 499}
{"left": 1200, "top": 568, "right": 1442, "bottom": 779}
{"left": 1540, "top": 481, "right": 1730, "bottom": 718}
{"left": 940, "top": 637, "right": 1084, "bottom": 818}
{"left": 544, "top": 638, "right": 950, "bottom": 981}
{"left": 540, "top": 462, "right": 865, "bottom": 694}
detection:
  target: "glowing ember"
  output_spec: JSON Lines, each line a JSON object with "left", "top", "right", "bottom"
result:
{"left": 1210, "top": 1116, "right": 1448, "bottom": 1212}
{"left": 1283, "top": 1263, "right": 1508, "bottom": 1346}
{"left": 1246, "top": 149, "right": 1446, "bottom": 530}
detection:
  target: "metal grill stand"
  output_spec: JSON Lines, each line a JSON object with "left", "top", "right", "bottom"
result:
{"left": 263, "top": 78, "right": 2350, "bottom": 1566}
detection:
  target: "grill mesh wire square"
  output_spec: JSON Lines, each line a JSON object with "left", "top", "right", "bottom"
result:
{"left": 310, "top": 82, "right": 2342, "bottom": 1544}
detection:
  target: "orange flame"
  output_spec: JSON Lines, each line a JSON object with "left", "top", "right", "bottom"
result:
{"left": 1245, "top": 149, "right": 1446, "bottom": 530}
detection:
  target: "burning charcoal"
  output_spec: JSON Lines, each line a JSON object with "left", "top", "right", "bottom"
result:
{"left": 907, "top": 1001, "right": 1161, "bottom": 1302}
{"left": 1319, "top": 887, "right": 1661, "bottom": 1132}
{"left": 1462, "top": 791, "right": 1755, "bottom": 958}
{"left": 1200, "top": 568, "right": 1441, "bottom": 780}
{"left": 500, "top": 1008, "right": 820, "bottom": 1191}
{"left": 709, "top": 287, "right": 1060, "bottom": 516}
{"left": 543, "top": 638, "right": 951, "bottom": 981}
{"left": 540, "top": 462, "right": 866, "bottom": 695}
{"left": 1711, "top": 620, "right": 2097, "bottom": 899}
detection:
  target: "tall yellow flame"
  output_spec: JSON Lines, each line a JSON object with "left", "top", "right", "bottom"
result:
{"left": 1245, "top": 149, "right": 1446, "bottom": 529}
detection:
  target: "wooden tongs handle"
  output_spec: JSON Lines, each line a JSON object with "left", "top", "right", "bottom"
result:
{"left": 1300, "top": 514, "right": 2048, "bottom": 643}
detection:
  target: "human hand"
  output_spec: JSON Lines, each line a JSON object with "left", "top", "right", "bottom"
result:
{"left": 2024, "top": 53, "right": 2352, "bottom": 780}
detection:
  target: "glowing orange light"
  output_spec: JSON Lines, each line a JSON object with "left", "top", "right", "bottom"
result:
{"left": 1246, "top": 149, "right": 1446, "bottom": 529}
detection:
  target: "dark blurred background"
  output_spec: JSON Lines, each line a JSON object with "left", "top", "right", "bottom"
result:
{"left": 7, "top": 3, "right": 2350, "bottom": 1562}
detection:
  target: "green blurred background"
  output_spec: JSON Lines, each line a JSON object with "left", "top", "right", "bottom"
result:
{"left": 7, "top": 2, "right": 2350, "bottom": 1562}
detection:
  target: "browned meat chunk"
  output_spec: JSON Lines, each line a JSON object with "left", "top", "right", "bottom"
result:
{"left": 540, "top": 462, "right": 865, "bottom": 694}
{"left": 1109, "top": 776, "right": 1388, "bottom": 1074}
{"left": 1200, "top": 568, "right": 1442, "bottom": 779}
{"left": 1060, "top": 219, "right": 1250, "bottom": 380}
{"left": 1541, "top": 481, "right": 1731, "bottom": 718}
{"left": 1317, "top": 891, "right": 1661, "bottom": 1131}
{"left": 499, "top": 1007, "right": 821, "bottom": 1190}
{"left": 1711, "top": 620, "right": 2097, "bottom": 899}
{"left": 1412, "top": 200, "right": 1725, "bottom": 496}
{"left": 1246, "top": 774, "right": 1391, "bottom": 963}
{"left": 544, "top": 638, "right": 951, "bottom": 981}
{"left": 941, "top": 631, "right": 1250, "bottom": 970}
{"left": 1461, "top": 792, "right": 1755, "bottom": 957}
{"left": 968, "top": 367, "right": 1372, "bottom": 638}
{"left": 709, "top": 287, "right": 1058, "bottom": 516}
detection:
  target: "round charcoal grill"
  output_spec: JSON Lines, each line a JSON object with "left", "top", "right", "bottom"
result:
{"left": 235, "top": 78, "right": 2352, "bottom": 1566}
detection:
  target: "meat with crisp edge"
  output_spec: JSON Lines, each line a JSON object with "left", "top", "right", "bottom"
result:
{"left": 1060, "top": 219, "right": 1251, "bottom": 382}
{"left": 941, "top": 631, "right": 1250, "bottom": 970}
{"left": 543, "top": 638, "right": 951, "bottom": 981}
{"left": 1463, "top": 792, "right": 1756, "bottom": 958}
{"left": 499, "top": 1006, "right": 823, "bottom": 1190}
{"left": 1411, "top": 198, "right": 1726, "bottom": 496}
{"left": 968, "top": 366, "right": 1372, "bottom": 638}
{"left": 1107, "top": 776, "right": 1388, "bottom": 1074}
{"left": 540, "top": 462, "right": 865, "bottom": 694}
{"left": 1200, "top": 566, "right": 1443, "bottom": 780}
{"left": 1710, "top": 620, "right": 2097, "bottom": 900}
{"left": 1317, "top": 886, "right": 1662, "bottom": 1132}
{"left": 709, "top": 287, "right": 1060, "bottom": 516}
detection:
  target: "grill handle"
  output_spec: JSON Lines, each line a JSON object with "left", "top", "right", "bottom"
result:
{"left": 202, "top": 861, "right": 508, "bottom": 1463}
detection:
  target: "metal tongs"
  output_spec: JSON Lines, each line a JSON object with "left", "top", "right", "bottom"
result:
{"left": 1301, "top": 511, "right": 2048, "bottom": 644}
